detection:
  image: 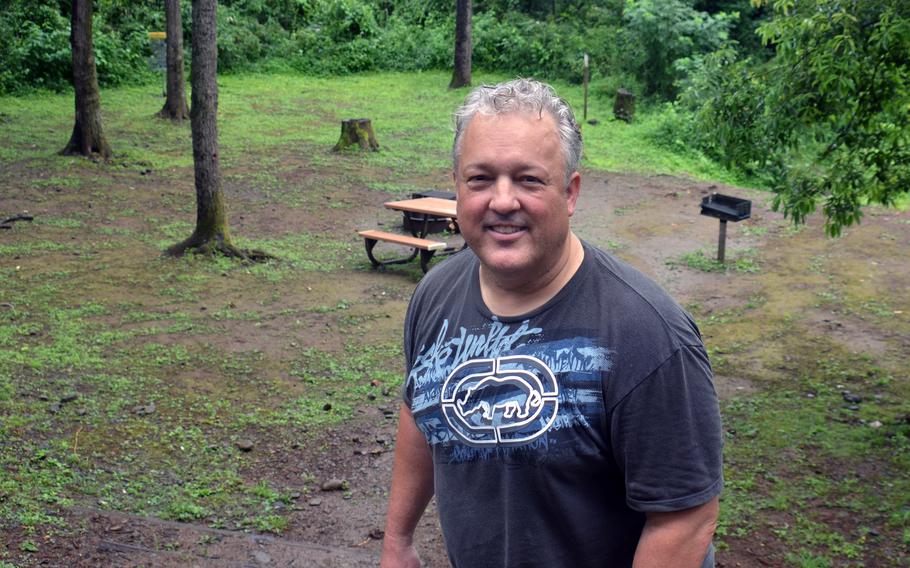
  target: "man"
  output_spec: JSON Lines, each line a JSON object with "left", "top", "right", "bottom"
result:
{"left": 381, "top": 79, "right": 723, "bottom": 568}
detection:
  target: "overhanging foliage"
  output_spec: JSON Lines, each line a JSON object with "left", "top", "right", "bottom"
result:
{"left": 677, "top": 0, "right": 909, "bottom": 235}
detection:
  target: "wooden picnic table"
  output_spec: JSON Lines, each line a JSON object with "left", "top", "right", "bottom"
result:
{"left": 356, "top": 197, "right": 462, "bottom": 273}
{"left": 383, "top": 197, "right": 458, "bottom": 237}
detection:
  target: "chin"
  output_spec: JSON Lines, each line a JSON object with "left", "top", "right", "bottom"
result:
{"left": 477, "top": 252, "right": 534, "bottom": 276}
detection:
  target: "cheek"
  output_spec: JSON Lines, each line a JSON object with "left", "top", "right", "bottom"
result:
{"left": 456, "top": 195, "right": 487, "bottom": 221}
{"left": 523, "top": 199, "right": 557, "bottom": 221}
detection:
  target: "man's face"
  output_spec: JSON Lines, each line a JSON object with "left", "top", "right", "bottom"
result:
{"left": 455, "top": 112, "right": 580, "bottom": 283}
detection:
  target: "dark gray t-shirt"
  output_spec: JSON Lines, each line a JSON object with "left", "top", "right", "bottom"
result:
{"left": 403, "top": 242, "right": 723, "bottom": 568}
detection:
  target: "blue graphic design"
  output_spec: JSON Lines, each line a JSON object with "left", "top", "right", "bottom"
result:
{"left": 441, "top": 356, "right": 559, "bottom": 446}
{"left": 409, "top": 319, "right": 614, "bottom": 458}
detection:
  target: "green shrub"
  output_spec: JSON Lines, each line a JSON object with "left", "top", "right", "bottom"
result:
{"left": 623, "top": 0, "right": 737, "bottom": 99}
{"left": 675, "top": 48, "right": 775, "bottom": 169}
{"left": 375, "top": 16, "right": 451, "bottom": 70}
{"left": 648, "top": 102, "right": 696, "bottom": 155}
{"left": 0, "top": 1, "right": 155, "bottom": 94}
{"left": 1, "top": 0, "right": 758, "bottom": 96}
{"left": 0, "top": 4, "right": 71, "bottom": 93}
{"left": 94, "top": 26, "right": 151, "bottom": 87}
{"left": 217, "top": 4, "right": 266, "bottom": 72}
{"left": 314, "top": 0, "right": 380, "bottom": 42}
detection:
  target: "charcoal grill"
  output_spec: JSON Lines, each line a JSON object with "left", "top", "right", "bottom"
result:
{"left": 700, "top": 193, "right": 751, "bottom": 263}
{"left": 402, "top": 190, "right": 456, "bottom": 235}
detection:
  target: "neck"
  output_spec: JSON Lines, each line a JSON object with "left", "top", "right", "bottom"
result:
{"left": 479, "top": 234, "right": 584, "bottom": 318}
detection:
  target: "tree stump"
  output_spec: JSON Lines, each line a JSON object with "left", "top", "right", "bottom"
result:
{"left": 333, "top": 118, "right": 379, "bottom": 152}
{"left": 613, "top": 88, "right": 635, "bottom": 123}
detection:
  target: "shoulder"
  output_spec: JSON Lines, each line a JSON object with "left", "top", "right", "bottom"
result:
{"left": 582, "top": 242, "right": 702, "bottom": 349}
{"left": 405, "top": 249, "right": 477, "bottom": 335}
{"left": 403, "top": 249, "right": 478, "bottom": 374}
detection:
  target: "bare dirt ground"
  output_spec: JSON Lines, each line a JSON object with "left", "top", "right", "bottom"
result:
{"left": 3, "top": 160, "right": 908, "bottom": 567}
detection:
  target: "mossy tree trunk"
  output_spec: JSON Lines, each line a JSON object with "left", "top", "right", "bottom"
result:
{"left": 333, "top": 118, "right": 379, "bottom": 151}
{"left": 157, "top": 0, "right": 190, "bottom": 121}
{"left": 448, "top": 0, "right": 472, "bottom": 89}
{"left": 61, "top": 0, "right": 111, "bottom": 159}
{"left": 167, "top": 0, "right": 242, "bottom": 258}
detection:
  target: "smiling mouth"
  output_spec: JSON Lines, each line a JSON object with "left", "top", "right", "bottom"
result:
{"left": 488, "top": 225, "right": 525, "bottom": 234}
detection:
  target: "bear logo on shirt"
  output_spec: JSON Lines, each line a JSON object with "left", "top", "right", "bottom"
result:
{"left": 441, "top": 356, "right": 559, "bottom": 446}
{"left": 456, "top": 376, "right": 543, "bottom": 423}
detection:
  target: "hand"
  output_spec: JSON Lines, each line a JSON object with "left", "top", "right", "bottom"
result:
{"left": 380, "top": 535, "right": 422, "bottom": 568}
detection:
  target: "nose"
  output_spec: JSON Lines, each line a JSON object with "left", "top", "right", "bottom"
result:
{"left": 488, "top": 177, "right": 519, "bottom": 215}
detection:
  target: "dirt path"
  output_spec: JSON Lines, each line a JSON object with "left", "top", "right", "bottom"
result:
{"left": 69, "top": 508, "right": 378, "bottom": 567}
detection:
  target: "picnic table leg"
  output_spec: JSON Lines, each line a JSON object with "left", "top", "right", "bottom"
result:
{"left": 419, "top": 250, "right": 437, "bottom": 273}
{"left": 364, "top": 237, "right": 418, "bottom": 269}
{"left": 364, "top": 237, "right": 382, "bottom": 268}
{"left": 405, "top": 213, "right": 432, "bottom": 238}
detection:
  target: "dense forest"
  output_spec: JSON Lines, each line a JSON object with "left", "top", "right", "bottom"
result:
{"left": 0, "top": 0, "right": 766, "bottom": 97}
{"left": 2, "top": 0, "right": 907, "bottom": 234}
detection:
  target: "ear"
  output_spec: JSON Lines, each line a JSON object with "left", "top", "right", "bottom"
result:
{"left": 565, "top": 171, "right": 581, "bottom": 217}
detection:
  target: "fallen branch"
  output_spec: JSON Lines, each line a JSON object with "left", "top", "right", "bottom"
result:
{"left": 72, "top": 426, "right": 83, "bottom": 457}
{"left": 0, "top": 213, "right": 34, "bottom": 229}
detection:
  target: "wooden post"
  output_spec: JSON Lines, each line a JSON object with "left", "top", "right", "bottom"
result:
{"left": 333, "top": 118, "right": 379, "bottom": 152}
{"left": 717, "top": 219, "right": 727, "bottom": 263}
{"left": 583, "top": 53, "right": 589, "bottom": 122}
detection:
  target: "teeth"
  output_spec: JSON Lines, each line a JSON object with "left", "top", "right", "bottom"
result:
{"left": 491, "top": 226, "right": 522, "bottom": 234}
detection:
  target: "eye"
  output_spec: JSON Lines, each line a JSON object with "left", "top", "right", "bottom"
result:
{"left": 519, "top": 175, "right": 544, "bottom": 185}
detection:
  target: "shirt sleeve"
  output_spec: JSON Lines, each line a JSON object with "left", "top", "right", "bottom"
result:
{"left": 610, "top": 344, "right": 724, "bottom": 512}
{"left": 401, "top": 275, "right": 432, "bottom": 407}
{"left": 401, "top": 293, "right": 418, "bottom": 406}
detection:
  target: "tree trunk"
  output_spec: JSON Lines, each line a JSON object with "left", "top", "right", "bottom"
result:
{"left": 158, "top": 0, "right": 190, "bottom": 121}
{"left": 61, "top": 0, "right": 111, "bottom": 159}
{"left": 333, "top": 118, "right": 379, "bottom": 151}
{"left": 448, "top": 0, "right": 472, "bottom": 89}
{"left": 167, "top": 0, "right": 243, "bottom": 258}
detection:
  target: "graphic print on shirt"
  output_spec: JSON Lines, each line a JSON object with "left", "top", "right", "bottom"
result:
{"left": 408, "top": 318, "right": 613, "bottom": 460}
{"left": 441, "top": 356, "right": 559, "bottom": 446}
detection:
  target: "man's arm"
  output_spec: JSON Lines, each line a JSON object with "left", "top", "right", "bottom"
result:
{"left": 633, "top": 496, "right": 719, "bottom": 568}
{"left": 381, "top": 403, "right": 435, "bottom": 568}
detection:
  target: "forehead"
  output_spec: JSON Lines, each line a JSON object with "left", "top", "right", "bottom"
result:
{"left": 459, "top": 111, "right": 561, "bottom": 158}
{"left": 463, "top": 110, "right": 558, "bottom": 137}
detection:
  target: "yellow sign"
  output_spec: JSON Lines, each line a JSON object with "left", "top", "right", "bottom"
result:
{"left": 148, "top": 31, "right": 166, "bottom": 40}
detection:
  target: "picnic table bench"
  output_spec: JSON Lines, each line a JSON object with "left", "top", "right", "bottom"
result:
{"left": 357, "top": 229, "right": 447, "bottom": 273}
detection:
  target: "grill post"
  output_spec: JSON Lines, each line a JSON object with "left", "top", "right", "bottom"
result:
{"left": 717, "top": 219, "right": 727, "bottom": 263}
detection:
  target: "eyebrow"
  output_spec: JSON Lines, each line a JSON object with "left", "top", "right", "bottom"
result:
{"left": 460, "top": 160, "right": 547, "bottom": 173}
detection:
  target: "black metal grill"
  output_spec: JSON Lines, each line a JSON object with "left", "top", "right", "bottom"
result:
{"left": 700, "top": 193, "right": 751, "bottom": 222}
{"left": 699, "top": 193, "right": 752, "bottom": 263}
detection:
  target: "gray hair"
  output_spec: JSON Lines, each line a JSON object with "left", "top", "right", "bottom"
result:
{"left": 452, "top": 78, "right": 583, "bottom": 184}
